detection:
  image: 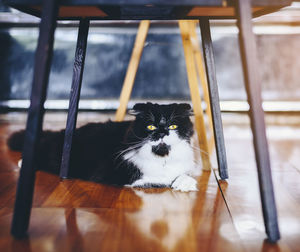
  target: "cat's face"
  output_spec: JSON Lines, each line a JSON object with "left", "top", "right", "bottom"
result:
{"left": 130, "top": 103, "right": 194, "bottom": 157}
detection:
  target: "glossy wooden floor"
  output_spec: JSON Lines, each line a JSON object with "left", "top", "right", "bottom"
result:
{"left": 0, "top": 112, "right": 299, "bottom": 252}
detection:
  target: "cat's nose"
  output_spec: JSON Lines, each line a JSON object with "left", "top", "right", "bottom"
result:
{"left": 159, "top": 132, "right": 166, "bottom": 138}
{"left": 159, "top": 131, "right": 169, "bottom": 138}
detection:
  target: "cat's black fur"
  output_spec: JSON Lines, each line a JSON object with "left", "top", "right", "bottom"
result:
{"left": 8, "top": 103, "right": 194, "bottom": 186}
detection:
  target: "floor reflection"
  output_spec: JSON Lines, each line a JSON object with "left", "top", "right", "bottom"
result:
{"left": 126, "top": 189, "right": 198, "bottom": 250}
{"left": 11, "top": 236, "right": 32, "bottom": 252}
{"left": 261, "top": 239, "right": 281, "bottom": 252}
{"left": 63, "top": 170, "right": 213, "bottom": 251}
{"left": 7, "top": 170, "right": 242, "bottom": 251}
{"left": 65, "top": 209, "right": 84, "bottom": 252}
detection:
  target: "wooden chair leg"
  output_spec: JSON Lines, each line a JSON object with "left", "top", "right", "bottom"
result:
{"left": 199, "top": 18, "right": 228, "bottom": 180}
{"left": 179, "top": 20, "right": 211, "bottom": 171}
{"left": 11, "top": 0, "right": 59, "bottom": 238}
{"left": 60, "top": 19, "right": 90, "bottom": 178}
{"left": 115, "top": 20, "right": 150, "bottom": 122}
{"left": 188, "top": 20, "right": 215, "bottom": 155}
{"left": 236, "top": 0, "right": 280, "bottom": 242}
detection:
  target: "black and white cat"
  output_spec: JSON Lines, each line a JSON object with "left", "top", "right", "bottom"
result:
{"left": 8, "top": 103, "right": 198, "bottom": 192}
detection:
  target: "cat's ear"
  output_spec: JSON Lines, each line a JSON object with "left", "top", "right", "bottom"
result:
{"left": 177, "top": 103, "right": 194, "bottom": 116}
{"left": 128, "top": 103, "right": 150, "bottom": 116}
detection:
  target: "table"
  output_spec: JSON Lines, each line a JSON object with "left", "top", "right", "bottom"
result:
{"left": 5, "top": 0, "right": 292, "bottom": 243}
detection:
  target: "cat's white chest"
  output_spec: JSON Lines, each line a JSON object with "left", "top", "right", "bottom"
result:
{"left": 124, "top": 132, "right": 196, "bottom": 187}
{"left": 134, "top": 142, "right": 193, "bottom": 182}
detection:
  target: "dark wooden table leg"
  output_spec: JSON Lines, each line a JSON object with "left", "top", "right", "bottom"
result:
{"left": 60, "top": 19, "right": 90, "bottom": 178}
{"left": 235, "top": 0, "right": 280, "bottom": 243}
{"left": 11, "top": 0, "right": 59, "bottom": 238}
{"left": 199, "top": 18, "right": 228, "bottom": 180}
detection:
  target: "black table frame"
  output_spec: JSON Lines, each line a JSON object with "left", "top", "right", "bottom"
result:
{"left": 9, "top": 0, "right": 280, "bottom": 243}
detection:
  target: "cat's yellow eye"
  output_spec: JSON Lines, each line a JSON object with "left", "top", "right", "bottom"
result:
{"left": 147, "top": 125, "right": 157, "bottom": 131}
{"left": 168, "top": 125, "right": 178, "bottom": 130}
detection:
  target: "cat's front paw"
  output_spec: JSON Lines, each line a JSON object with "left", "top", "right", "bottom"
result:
{"left": 171, "top": 174, "right": 198, "bottom": 192}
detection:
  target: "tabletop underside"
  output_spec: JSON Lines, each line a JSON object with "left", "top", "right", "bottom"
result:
{"left": 5, "top": 0, "right": 292, "bottom": 20}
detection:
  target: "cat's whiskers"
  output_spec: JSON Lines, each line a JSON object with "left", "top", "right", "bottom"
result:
{"left": 122, "top": 140, "right": 143, "bottom": 145}
{"left": 190, "top": 145, "right": 210, "bottom": 156}
{"left": 114, "top": 141, "right": 146, "bottom": 161}
{"left": 114, "top": 146, "right": 139, "bottom": 161}
{"left": 114, "top": 142, "right": 146, "bottom": 169}
{"left": 191, "top": 157, "right": 205, "bottom": 167}
{"left": 128, "top": 129, "right": 146, "bottom": 141}
{"left": 178, "top": 132, "right": 210, "bottom": 157}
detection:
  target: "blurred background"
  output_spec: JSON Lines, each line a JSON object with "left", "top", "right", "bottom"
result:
{"left": 0, "top": 0, "right": 299, "bottom": 112}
